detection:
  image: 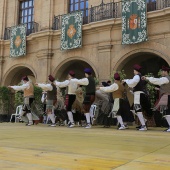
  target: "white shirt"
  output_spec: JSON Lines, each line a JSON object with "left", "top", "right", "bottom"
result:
{"left": 10, "top": 82, "right": 30, "bottom": 91}
{"left": 55, "top": 79, "right": 77, "bottom": 95}
{"left": 55, "top": 78, "right": 89, "bottom": 95}
{"left": 146, "top": 77, "right": 169, "bottom": 86}
{"left": 124, "top": 75, "right": 140, "bottom": 88}
{"left": 99, "top": 83, "right": 118, "bottom": 93}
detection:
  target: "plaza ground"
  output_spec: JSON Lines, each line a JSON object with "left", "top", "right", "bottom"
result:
{"left": 0, "top": 123, "right": 170, "bottom": 170}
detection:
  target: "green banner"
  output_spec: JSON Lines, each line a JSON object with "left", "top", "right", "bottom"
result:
{"left": 61, "top": 11, "right": 83, "bottom": 50}
{"left": 122, "top": 0, "right": 147, "bottom": 44}
{"left": 10, "top": 24, "right": 26, "bottom": 57}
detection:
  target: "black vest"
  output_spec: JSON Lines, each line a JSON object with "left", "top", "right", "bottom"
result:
{"left": 47, "top": 83, "right": 57, "bottom": 100}
{"left": 133, "top": 74, "right": 146, "bottom": 92}
{"left": 86, "top": 76, "right": 96, "bottom": 95}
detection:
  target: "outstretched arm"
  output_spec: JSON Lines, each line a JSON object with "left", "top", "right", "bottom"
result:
{"left": 37, "top": 83, "right": 53, "bottom": 91}
{"left": 124, "top": 75, "right": 140, "bottom": 88}
{"left": 9, "top": 83, "right": 29, "bottom": 91}
{"left": 99, "top": 83, "right": 118, "bottom": 93}
{"left": 72, "top": 78, "right": 89, "bottom": 86}
{"left": 146, "top": 77, "right": 169, "bottom": 86}
{"left": 54, "top": 80, "right": 69, "bottom": 88}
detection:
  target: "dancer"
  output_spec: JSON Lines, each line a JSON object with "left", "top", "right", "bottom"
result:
{"left": 99, "top": 73, "right": 134, "bottom": 130}
{"left": 8, "top": 76, "right": 39, "bottom": 126}
{"left": 75, "top": 68, "right": 96, "bottom": 128}
{"left": 55, "top": 71, "right": 78, "bottom": 128}
{"left": 123, "top": 64, "right": 151, "bottom": 131}
{"left": 36, "top": 75, "right": 57, "bottom": 127}
{"left": 72, "top": 85, "right": 86, "bottom": 126}
{"left": 95, "top": 82, "right": 112, "bottom": 127}
{"left": 142, "top": 66, "right": 170, "bottom": 132}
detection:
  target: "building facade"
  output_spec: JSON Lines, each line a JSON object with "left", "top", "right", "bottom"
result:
{"left": 0, "top": 0, "right": 170, "bottom": 89}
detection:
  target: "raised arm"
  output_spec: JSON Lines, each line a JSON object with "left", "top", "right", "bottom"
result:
{"left": 54, "top": 80, "right": 69, "bottom": 88}
{"left": 72, "top": 78, "right": 89, "bottom": 86}
{"left": 146, "top": 77, "right": 169, "bottom": 86}
{"left": 99, "top": 83, "right": 118, "bottom": 93}
{"left": 37, "top": 83, "right": 53, "bottom": 91}
{"left": 124, "top": 75, "right": 140, "bottom": 88}
{"left": 10, "top": 83, "right": 29, "bottom": 91}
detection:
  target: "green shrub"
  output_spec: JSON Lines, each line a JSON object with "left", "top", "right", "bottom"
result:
{"left": 0, "top": 86, "right": 10, "bottom": 114}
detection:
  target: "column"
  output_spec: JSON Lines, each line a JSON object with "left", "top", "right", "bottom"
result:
{"left": 36, "top": 50, "right": 54, "bottom": 83}
{"left": 97, "top": 26, "right": 113, "bottom": 82}
{"left": 98, "top": 45, "right": 112, "bottom": 82}
{"left": 0, "top": 56, "right": 5, "bottom": 86}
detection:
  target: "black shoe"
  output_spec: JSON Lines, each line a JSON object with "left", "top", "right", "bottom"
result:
{"left": 136, "top": 125, "right": 142, "bottom": 129}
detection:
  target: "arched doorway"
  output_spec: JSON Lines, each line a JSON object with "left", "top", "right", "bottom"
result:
{"left": 116, "top": 52, "right": 169, "bottom": 106}
{"left": 3, "top": 66, "right": 36, "bottom": 86}
{"left": 54, "top": 59, "right": 97, "bottom": 80}
{"left": 117, "top": 52, "right": 169, "bottom": 78}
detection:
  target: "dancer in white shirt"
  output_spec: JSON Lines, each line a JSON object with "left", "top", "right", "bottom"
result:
{"left": 55, "top": 71, "right": 78, "bottom": 128}
{"left": 123, "top": 64, "right": 151, "bottom": 131}
{"left": 9, "top": 76, "right": 39, "bottom": 126}
{"left": 36, "top": 75, "right": 57, "bottom": 127}
{"left": 142, "top": 66, "right": 170, "bottom": 132}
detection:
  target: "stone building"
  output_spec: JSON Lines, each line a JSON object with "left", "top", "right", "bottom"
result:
{"left": 0, "top": 0, "right": 170, "bottom": 89}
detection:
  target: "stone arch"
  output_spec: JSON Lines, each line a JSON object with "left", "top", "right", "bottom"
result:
{"left": 112, "top": 48, "right": 169, "bottom": 106}
{"left": 114, "top": 48, "right": 170, "bottom": 71}
{"left": 53, "top": 57, "right": 98, "bottom": 80}
{"left": 2, "top": 64, "right": 37, "bottom": 86}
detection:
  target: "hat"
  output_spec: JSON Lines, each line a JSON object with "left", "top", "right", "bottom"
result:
{"left": 22, "top": 76, "right": 29, "bottom": 81}
{"left": 107, "top": 80, "right": 111, "bottom": 84}
{"left": 161, "top": 65, "right": 170, "bottom": 72}
{"left": 84, "top": 68, "right": 92, "bottom": 74}
{"left": 68, "top": 70, "right": 75, "bottom": 77}
{"left": 133, "top": 64, "right": 142, "bottom": 72}
{"left": 102, "top": 82, "right": 109, "bottom": 87}
{"left": 48, "top": 75, "right": 55, "bottom": 82}
{"left": 114, "top": 73, "right": 120, "bottom": 80}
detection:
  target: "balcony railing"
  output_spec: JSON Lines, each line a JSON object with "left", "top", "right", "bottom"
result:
{"left": 53, "top": 0, "right": 170, "bottom": 30}
{"left": 4, "top": 22, "right": 39, "bottom": 40}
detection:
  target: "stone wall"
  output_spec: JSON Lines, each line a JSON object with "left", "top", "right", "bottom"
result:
{"left": 0, "top": 0, "right": 170, "bottom": 86}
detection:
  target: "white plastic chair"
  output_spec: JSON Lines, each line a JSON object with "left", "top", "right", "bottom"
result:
{"left": 10, "top": 105, "right": 23, "bottom": 123}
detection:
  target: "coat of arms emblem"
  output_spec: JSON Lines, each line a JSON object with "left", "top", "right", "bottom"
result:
{"left": 14, "top": 35, "right": 22, "bottom": 48}
{"left": 67, "top": 25, "right": 77, "bottom": 39}
{"left": 129, "top": 14, "right": 139, "bottom": 30}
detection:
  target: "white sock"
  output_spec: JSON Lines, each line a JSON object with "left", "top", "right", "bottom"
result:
{"left": 67, "top": 111, "right": 74, "bottom": 123}
{"left": 117, "top": 116, "right": 124, "bottom": 126}
{"left": 165, "top": 115, "right": 170, "bottom": 127}
{"left": 85, "top": 113, "right": 91, "bottom": 124}
{"left": 137, "top": 112, "right": 145, "bottom": 126}
{"left": 26, "top": 113, "right": 33, "bottom": 124}
{"left": 49, "top": 114, "right": 55, "bottom": 124}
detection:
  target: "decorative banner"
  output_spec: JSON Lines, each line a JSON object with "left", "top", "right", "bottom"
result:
{"left": 122, "top": 0, "right": 147, "bottom": 44}
{"left": 10, "top": 24, "right": 26, "bottom": 57}
{"left": 61, "top": 11, "right": 83, "bottom": 50}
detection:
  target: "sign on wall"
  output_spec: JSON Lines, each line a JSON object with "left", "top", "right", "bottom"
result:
{"left": 122, "top": 0, "right": 147, "bottom": 44}
{"left": 10, "top": 24, "right": 26, "bottom": 57}
{"left": 61, "top": 11, "right": 83, "bottom": 50}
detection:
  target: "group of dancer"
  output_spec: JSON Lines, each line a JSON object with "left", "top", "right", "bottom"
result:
{"left": 8, "top": 64, "right": 170, "bottom": 132}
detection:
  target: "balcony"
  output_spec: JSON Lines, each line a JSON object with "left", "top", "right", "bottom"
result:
{"left": 53, "top": 0, "right": 170, "bottom": 30}
{"left": 4, "top": 22, "right": 39, "bottom": 40}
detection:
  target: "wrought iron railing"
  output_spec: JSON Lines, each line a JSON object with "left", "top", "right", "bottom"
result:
{"left": 53, "top": 0, "right": 170, "bottom": 30}
{"left": 4, "top": 22, "right": 39, "bottom": 40}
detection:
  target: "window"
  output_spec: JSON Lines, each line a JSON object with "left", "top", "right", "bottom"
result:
{"left": 69, "top": 0, "right": 88, "bottom": 23}
{"left": 147, "top": 0, "right": 156, "bottom": 12}
{"left": 19, "top": 0, "right": 34, "bottom": 34}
